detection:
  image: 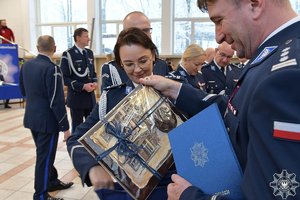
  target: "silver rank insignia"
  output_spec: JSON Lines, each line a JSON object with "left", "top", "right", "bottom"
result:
{"left": 190, "top": 142, "right": 208, "bottom": 168}
{"left": 269, "top": 169, "right": 299, "bottom": 199}
{"left": 179, "top": 70, "right": 186, "bottom": 76}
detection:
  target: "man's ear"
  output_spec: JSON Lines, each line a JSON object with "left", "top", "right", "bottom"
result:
{"left": 250, "top": 0, "right": 264, "bottom": 20}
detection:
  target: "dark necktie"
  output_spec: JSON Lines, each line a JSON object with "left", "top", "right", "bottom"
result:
{"left": 221, "top": 67, "right": 225, "bottom": 75}
{"left": 82, "top": 50, "right": 88, "bottom": 68}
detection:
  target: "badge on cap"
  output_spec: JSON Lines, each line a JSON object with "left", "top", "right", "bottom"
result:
{"left": 251, "top": 46, "right": 277, "bottom": 65}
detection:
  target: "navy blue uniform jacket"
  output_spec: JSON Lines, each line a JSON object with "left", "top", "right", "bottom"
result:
{"left": 60, "top": 45, "right": 97, "bottom": 109}
{"left": 19, "top": 54, "right": 69, "bottom": 133}
{"left": 67, "top": 80, "right": 174, "bottom": 199}
{"left": 201, "top": 61, "right": 243, "bottom": 96}
{"left": 67, "top": 82, "right": 128, "bottom": 186}
{"left": 172, "top": 64, "right": 206, "bottom": 91}
{"left": 176, "top": 21, "right": 300, "bottom": 200}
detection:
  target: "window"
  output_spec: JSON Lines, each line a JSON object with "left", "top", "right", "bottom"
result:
{"left": 173, "top": 0, "right": 217, "bottom": 54}
{"left": 100, "top": 0, "right": 162, "bottom": 54}
{"left": 36, "top": 0, "right": 87, "bottom": 53}
{"left": 34, "top": 0, "right": 300, "bottom": 56}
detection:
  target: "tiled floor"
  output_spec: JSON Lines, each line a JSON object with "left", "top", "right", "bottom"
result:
{"left": 0, "top": 103, "right": 99, "bottom": 200}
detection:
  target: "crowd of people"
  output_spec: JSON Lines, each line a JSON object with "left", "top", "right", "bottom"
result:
{"left": 7, "top": 0, "right": 300, "bottom": 199}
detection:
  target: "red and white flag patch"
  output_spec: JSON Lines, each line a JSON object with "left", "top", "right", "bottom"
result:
{"left": 273, "top": 121, "right": 300, "bottom": 141}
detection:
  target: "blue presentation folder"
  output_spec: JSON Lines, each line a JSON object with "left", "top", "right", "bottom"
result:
{"left": 169, "top": 104, "right": 243, "bottom": 199}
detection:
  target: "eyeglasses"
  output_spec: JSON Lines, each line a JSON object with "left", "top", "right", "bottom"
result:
{"left": 218, "top": 51, "right": 233, "bottom": 59}
{"left": 122, "top": 57, "right": 152, "bottom": 71}
{"left": 141, "top": 28, "right": 153, "bottom": 34}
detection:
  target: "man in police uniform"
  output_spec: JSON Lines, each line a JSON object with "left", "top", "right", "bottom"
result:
{"left": 140, "top": 0, "right": 300, "bottom": 199}
{"left": 100, "top": 11, "right": 173, "bottom": 92}
{"left": 20, "top": 35, "right": 73, "bottom": 200}
{"left": 60, "top": 28, "right": 97, "bottom": 132}
{"left": 201, "top": 42, "right": 242, "bottom": 96}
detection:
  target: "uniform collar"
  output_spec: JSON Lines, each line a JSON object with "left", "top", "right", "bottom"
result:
{"left": 74, "top": 43, "right": 85, "bottom": 54}
{"left": 213, "top": 59, "right": 226, "bottom": 73}
{"left": 38, "top": 53, "right": 52, "bottom": 61}
{"left": 179, "top": 64, "right": 191, "bottom": 76}
{"left": 260, "top": 16, "right": 300, "bottom": 48}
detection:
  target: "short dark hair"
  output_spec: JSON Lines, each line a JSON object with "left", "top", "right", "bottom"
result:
{"left": 197, "top": 0, "right": 210, "bottom": 12}
{"left": 113, "top": 27, "right": 159, "bottom": 67}
{"left": 197, "top": 0, "right": 239, "bottom": 12}
{"left": 73, "top": 28, "right": 88, "bottom": 42}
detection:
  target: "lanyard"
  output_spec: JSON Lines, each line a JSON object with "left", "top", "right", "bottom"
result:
{"left": 227, "top": 84, "right": 240, "bottom": 116}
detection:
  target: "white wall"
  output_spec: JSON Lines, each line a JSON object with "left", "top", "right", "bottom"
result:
{"left": 0, "top": 0, "right": 34, "bottom": 57}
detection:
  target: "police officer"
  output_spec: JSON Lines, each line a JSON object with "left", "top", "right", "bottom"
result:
{"left": 100, "top": 11, "right": 173, "bottom": 92}
{"left": 140, "top": 0, "right": 300, "bottom": 199}
{"left": 60, "top": 28, "right": 97, "bottom": 132}
{"left": 19, "top": 35, "right": 73, "bottom": 200}
{"left": 201, "top": 42, "right": 242, "bottom": 96}
{"left": 171, "top": 44, "right": 206, "bottom": 91}
{"left": 67, "top": 28, "right": 178, "bottom": 200}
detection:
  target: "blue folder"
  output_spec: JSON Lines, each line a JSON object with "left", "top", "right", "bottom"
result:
{"left": 169, "top": 104, "right": 243, "bottom": 199}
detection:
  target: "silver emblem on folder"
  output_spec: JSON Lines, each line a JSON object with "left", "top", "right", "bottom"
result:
{"left": 190, "top": 142, "right": 208, "bottom": 167}
{"left": 269, "top": 169, "right": 299, "bottom": 199}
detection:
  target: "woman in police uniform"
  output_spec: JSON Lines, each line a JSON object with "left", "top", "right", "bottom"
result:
{"left": 171, "top": 44, "right": 207, "bottom": 91}
{"left": 67, "top": 27, "right": 173, "bottom": 200}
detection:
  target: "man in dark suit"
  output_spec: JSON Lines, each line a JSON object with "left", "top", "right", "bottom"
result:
{"left": 60, "top": 28, "right": 98, "bottom": 132}
{"left": 201, "top": 42, "right": 242, "bottom": 96}
{"left": 19, "top": 35, "right": 73, "bottom": 200}
{"left": 100, "top": 11, "right": 173, "bottom": 91}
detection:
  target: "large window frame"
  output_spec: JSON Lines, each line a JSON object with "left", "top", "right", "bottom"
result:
{"left": 34, "top": 0, "right": 300, "bottom": 56}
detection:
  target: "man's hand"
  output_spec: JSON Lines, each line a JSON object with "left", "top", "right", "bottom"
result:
{"left": 167, "top": 174, "right": 192, "bottom": 200}
{"left": 92, "top": 82, "right": 98, "bottom": 90}
{"left": 83, "top": 83, "right": 96, "bottom": 92}
{"left": 63, "top": 130, "right": 71, "bottom": 142}
{"left": 139, "top": 75, "right": 181, "bottom": 100}
{"left": 89, "top": 165, "right": 115, "bottom": 190}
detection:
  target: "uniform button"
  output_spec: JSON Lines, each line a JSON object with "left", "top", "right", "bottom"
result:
{"left": 227, "top": 127, "right": 230, "bottom": 132}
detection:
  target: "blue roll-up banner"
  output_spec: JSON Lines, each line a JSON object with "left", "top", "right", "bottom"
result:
{"left": 0, "top": 44, "right": 23, "bottom": 100}
{"left": 0, "top": 44, "right": 19, "bottom": 83}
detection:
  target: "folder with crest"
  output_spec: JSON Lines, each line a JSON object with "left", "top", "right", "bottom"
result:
{"left": 168, "top": 104, "right": 243, "bottom": 199}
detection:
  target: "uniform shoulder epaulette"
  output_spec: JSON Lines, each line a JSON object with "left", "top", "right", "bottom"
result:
{"left": 103, "top": 83, "right": 126, "bottom": 91}
{"left": 165, "top": 74, "right": 186, "bottom": 82}
{"left": 105, "top": 60, "right": 115, "bottom": 65}
{"left": 66, "top": 47, "right": 73, "bottom": 52}
{"left": 201, "top": 63, "right": 210, "bottom": 69}
{"left": 231, "top": 63, "right": 241, "bottom": 68}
